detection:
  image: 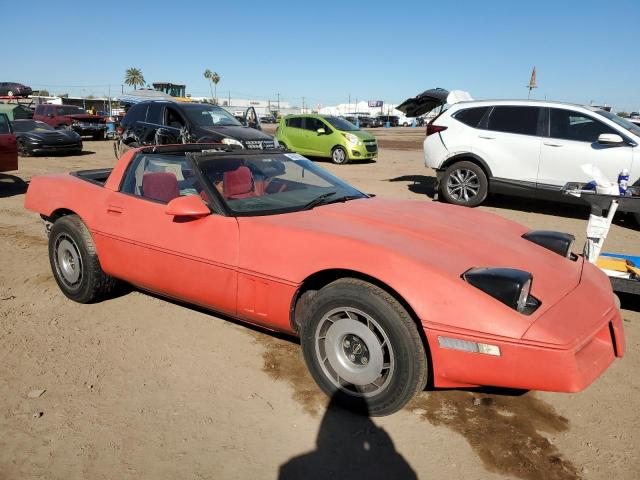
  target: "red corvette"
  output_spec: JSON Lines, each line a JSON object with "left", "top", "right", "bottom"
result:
{"left": 24, "top": 144, "right": 624, "bottom": 415}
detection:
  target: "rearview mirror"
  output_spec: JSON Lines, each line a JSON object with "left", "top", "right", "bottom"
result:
{"left": 165, "top": 195, "right": 210, "bottom": 219}
{"left": 597, "top": 133, "right": 624, "bottom": 145}
{"left": 316, "top": 128, "right": 325, "bottom": 135}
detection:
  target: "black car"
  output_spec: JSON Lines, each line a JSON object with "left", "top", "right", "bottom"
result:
{"left": 117, "top": 101, "right": 277, "bottom": 154}
{"left": 0, "top": 82, "right": 33, "bottom": 97}
{"left": 377, "top": 115, "right": 399, "bottom": 127}
{"left": 260, "top": 115, "right": 277, "bottom": 123}
{"left": 12, "top": 120, "right": 82, "bottom": 156}
{"left": 358, "top": 116, "right": 382, "bottom": 128}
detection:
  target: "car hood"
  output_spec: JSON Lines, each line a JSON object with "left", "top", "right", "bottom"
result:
{"left": 245, "top": 197, "right": 583, "bottom": 312}
{"left": 347, "top": 130, "right": 376, "bottom": 141}
{"left": 396, "top": 88, "right": 473, "bottom": 117}
{"left": 195, "top": 125, "right": 273, "bottom": 141}
{"left": 19, "top": 129, "right": 80, "bottom": 142}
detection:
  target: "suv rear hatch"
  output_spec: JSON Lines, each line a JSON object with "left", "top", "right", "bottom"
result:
{"left": 396, "top": 88, "right": 473, "bottom": 117}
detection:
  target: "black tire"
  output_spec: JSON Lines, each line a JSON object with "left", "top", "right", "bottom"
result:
{"left": 17, "top": 139, "right": 31, "bottom": 157}
{"left": 93, "top": 131, "right": 105, "bottom": 141}
{"left": 300, "top": 278, "right": 428, "bottom": 416}
{"left": 634, "top": 212, "right": 640, "bottom": 228}
{"left": 439, "top": 160, "right": 488, "bottom": 207}
{"left": 279, "top": 141, "right": 288, "bottom": 151}
{"left": 331, "top": 146, "right": 349, "bottom": 165}
{"left": 48, "top": 215, "right": 119, "bottom": 303}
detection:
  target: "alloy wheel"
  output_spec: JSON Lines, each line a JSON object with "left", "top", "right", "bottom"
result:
{"left": 314, "top": 307, "right": 395, "bottom": 397}
{"left": 53, "top": 233, "right": 83, "bottom": 288}
{"left": 446, "top": 168, "right": 480, "bottom": 202}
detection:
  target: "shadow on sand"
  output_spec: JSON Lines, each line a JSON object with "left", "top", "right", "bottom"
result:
{"left": 278, "top": 394, "right": 416, "bottom": 480}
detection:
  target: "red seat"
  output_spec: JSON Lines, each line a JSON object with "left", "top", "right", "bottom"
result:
{"left": 142, "top": 172, "right": 180, "bottom": 203}
{"left": 223, "top": 166, "right": 257, "bottom": 199}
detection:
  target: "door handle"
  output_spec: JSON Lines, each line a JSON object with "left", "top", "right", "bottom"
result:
{"left": 107, "top": 204, "right": 123, "bottom": 214}
{"left": 478, "top": 135, "right": 495, "bottom": 140}
{"left": 543, "top": 142, "right": 563, "bottom": 147}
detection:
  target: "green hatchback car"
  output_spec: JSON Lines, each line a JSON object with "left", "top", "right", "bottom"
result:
{"left": 276, "top": 114, "right": 378, "bottom": 164}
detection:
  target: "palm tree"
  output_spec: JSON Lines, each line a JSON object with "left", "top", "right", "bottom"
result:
{"left": 211, "top": 72, "right": 221, "bottom": 105}
{"left": 124, "top": 68, "right": 145, "bottom": 90}
{"left": 203, "top": 69, "right": 214, "bottom": 101}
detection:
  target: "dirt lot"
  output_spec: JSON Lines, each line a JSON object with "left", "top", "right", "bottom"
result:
{"left": 1, "top": 132, "right": 639, "bottom": 480}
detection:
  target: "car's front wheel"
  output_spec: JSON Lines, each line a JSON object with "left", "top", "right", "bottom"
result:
{"left": 331, "top": 146, "right": 349, "bottom": 165}
{"left": 439, "top": 160, "right": 488, "bottom": 207}
{"left": 49, "top": 215, "right": 119, "bottom": 303}
{"left": 17, "top": 139, "right": 31, "bottom": 157}
{"left": 300, "top": 278, "right": 428, "bottom": 416}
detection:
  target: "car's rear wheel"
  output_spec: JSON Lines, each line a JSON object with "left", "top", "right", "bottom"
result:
{"left": 331, "top": 146, "right": 349, "bottom": 165}
{"left": 439, "top": 160, "right": 488, "bottom": 207}
{"left": 300, "top": 278, "right": 428, "bottom": 416}
{"left": 279, "top": 141, "right": 288, "bottom": 150}
{"left": 49, "top": 215, "right": 119, "bottom": 303}
{"left": 93, "top": 131, "right": 105, "bottom": 141}
{"left": 634, "top": 212, "right": 640, "bottom": 228}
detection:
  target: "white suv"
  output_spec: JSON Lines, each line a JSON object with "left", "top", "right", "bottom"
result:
{"left": 422, "top": 100, "right": 640, "bottom": 216}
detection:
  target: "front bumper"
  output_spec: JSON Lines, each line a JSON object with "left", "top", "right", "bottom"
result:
{"left": 424, "top": 266, "right": 625, "bottom": 392}
{"left": 27, "top": 142, "right": 82, "bottom": 154}
{"left": 349, "top": 142, "right": 377, "bottom": 160}
{"left": 72, "top": 125, "right": 105, "bottom": 136}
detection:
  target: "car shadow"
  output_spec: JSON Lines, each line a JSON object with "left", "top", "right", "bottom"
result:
{"left": 29, "top": 150, "right": 95, "bottom": 157}
{"left": 387, "top": 174, "right": 437, "bottom": 197}
{"left": 278, "top": 394, "right": 417, "bottom": 480}
{"left": 305, "top": 155, "right": 377, "bottom": 165}
{"left": 0, "top": 174, "right": 29, "bottom": 198}
{"left": 619, "top": 292, "right": 640, "bottom": 313}
{"left": 387, "top": 174, "right": 639, "bottom": 230}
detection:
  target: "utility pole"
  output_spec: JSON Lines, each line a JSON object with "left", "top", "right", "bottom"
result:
{"left": 277, "top": 92, "right": 280, "bottom": 111}
{"left": 348, "top": 94, "right": 351, "bottom": 112}
{"left": 228, "top": 91, "right": 231, "bottom": 107}
{"left": 302, "top": 97, "right": 305, "bottom": 113}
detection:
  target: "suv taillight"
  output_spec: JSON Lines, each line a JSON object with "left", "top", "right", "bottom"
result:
{"left": 426, "top": 124, "right": 447, "bottom": 137}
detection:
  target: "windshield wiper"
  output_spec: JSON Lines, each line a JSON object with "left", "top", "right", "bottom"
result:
{"left": 302, "top": 191, "right": 337, "bottom": 210}
{"left": 321, "top": 194, "right": 365, "bottom": 205}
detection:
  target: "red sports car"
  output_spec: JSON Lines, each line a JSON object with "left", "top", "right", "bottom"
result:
{"left": 24, "top": 144, "right": 625, "bottom": 415}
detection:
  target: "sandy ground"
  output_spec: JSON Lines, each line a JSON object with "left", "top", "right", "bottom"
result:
{"left": 1, "top": 131, "right": 639, "bottom": 480}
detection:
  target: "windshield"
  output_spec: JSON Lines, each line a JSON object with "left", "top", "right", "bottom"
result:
{"left": 12, "top": 120, "right": 53, "bottom": 132}
{"left": 183, "top": 105, "right": 243, "bottom": 127}
{"left": 57, "top": 106, "right": 87, "bottom": 115}
{"left": 197, "top": 152, "right": 366, "bottom": 215}
{"left": 324, "top": 116, "right": 359, "bottom": 131}
{"left": 597, "top": 110, "right": 640, "bottom": 137}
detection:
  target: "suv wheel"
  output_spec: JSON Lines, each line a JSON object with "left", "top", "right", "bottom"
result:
{"left": 439, "top": 161, "right": 488, "bottom": 207}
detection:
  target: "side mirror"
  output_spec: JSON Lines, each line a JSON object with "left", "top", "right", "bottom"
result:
{"left": 165, "top": 195, "right": 210, "bottom": 218}
{"left": 598, "top": 133, "right": 624, "bottom": 145}
{"left": 316, "top": 128, "right": 325, "bottom": 135}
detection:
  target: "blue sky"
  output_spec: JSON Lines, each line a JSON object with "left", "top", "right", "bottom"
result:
{"left": 3, "top": 0, "right": 639, "bottom": 111}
